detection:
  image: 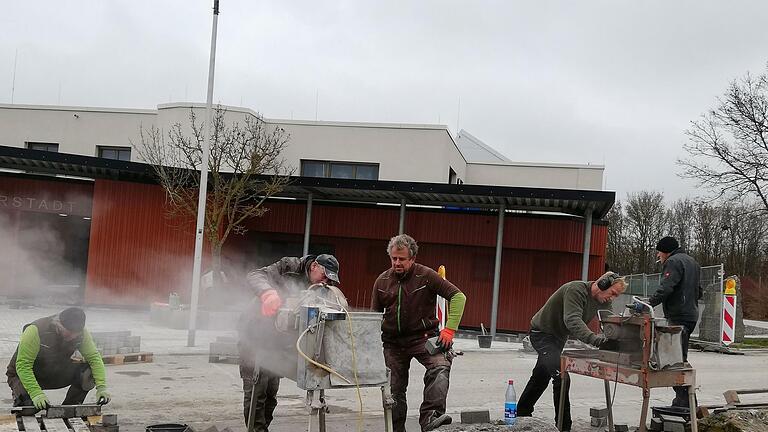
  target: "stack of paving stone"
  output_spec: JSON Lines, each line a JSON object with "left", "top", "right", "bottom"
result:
{"left": 590, "top": 406, "right": 608, "bottom": 428}
{"left": 90, "top": 331, "right": 142, "bottom": 355}
{"left": 650, "top": 415, "right": 691, "bottom": 432}
{"left": 589, "top": 406, "right": 630, "bottom": 430}
{"left": 208, "top": 336, "right": 239, "bottom": 364}
{"left": 649, "top": 406, "right": 694, "bottom": 432}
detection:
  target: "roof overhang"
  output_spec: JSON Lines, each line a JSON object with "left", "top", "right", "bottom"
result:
{"left": 0, "top": 145, "right": 615, "bottom": 218}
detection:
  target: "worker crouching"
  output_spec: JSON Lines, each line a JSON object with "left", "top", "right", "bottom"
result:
{"left": 6, "top": 307, "right": 111, "bottom": 410}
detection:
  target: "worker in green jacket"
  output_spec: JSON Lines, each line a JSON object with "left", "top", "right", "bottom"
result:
{"left": 5, "top": 307, "right": 111, "bottom": 409}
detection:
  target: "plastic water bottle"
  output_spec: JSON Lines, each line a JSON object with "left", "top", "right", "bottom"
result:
{"left": 505, "top": 379, "right": 517, "bottom": 426}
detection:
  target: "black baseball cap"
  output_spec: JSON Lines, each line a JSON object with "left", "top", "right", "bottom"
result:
{"left": 315, "top": 254, "right": 340, "bottom": 284}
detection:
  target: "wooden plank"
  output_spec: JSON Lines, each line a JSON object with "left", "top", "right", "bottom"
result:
{"left": 100, "top": 352, "right": 153, "bottom": 365}
{"left": 66, "top": 418, "right": 89, "bottom": 432}
{"left": 0, "top": 415, "right": 19, "bottom": 432}
{"left": 21, "top": 417, "right": 41, "bottom": 432}
{"left": 41, "top": 418, "right": 71, "bottom": 432}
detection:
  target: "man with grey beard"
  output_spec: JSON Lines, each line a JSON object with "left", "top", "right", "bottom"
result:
{"left": 239, "top": 254, "right": 343, "bottom": 432}
{"left": 372, "top": 234, "right": 467, "bottom": 432}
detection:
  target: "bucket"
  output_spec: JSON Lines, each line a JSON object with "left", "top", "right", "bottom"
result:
{"left": 478, "top": 334, "right": 492, "bottom": 348}
{"left": 146, "top": 424, "right": 191, "bottom": 432}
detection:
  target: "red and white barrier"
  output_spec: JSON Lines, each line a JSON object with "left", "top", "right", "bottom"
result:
{"left": 437, "top": 265, "right": 447, "bottom": 330}
{"left": 721, "top": 278, "right": 737, "bottom": 346}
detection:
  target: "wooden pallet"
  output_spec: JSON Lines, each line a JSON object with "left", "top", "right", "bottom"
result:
{"left": 208, "top": 354, "right": 239, "bottom": 365}
{"left": 0, "top": 416, "right": 116, "bottom": 432}
{"left": 101, "top": 352, "right": 153, "bottom": 365}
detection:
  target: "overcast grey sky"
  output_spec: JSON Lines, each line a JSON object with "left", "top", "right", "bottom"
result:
{"left": 2, "top": 1, "right": 767, "bottom": 201}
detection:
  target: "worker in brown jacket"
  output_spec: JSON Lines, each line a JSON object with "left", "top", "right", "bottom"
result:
{"left": 371, "top": 234, "right": 467, "bottom": 432}
{"left": 239, "top": 254, "right": 343, "bottom": 432}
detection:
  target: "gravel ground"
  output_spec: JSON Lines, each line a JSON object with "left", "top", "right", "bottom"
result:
{"left": 745, "top": 325, "right": 768, "bottom": 336}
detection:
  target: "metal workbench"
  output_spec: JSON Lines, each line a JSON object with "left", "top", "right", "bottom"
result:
{"left": 557, "top": 313, "right": 698, "bottom": 432}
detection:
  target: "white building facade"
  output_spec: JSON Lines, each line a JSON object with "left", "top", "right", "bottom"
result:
{"left": 0, "top": 102, "right": 604, "bottom": 190}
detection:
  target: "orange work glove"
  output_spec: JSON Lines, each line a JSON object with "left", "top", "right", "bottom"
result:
{"left": 437, "top": 328, "right": 455, "bottom": 350}
{"left": 260, "top": 290, "right": 282, "bottom": 317}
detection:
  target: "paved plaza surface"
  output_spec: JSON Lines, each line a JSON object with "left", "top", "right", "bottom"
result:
{"left": 0, "top": 305, "right": 766, "bottom": 431}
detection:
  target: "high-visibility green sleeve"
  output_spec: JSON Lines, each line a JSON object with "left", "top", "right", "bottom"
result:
{"left": 445, "top": 292, "right": 466, "bottom": 331}
{"left": 16, "top": 325, "right": 43, "bottom": 399}
{"left": 79, "top": 330, "right": 107, "bottom": 390}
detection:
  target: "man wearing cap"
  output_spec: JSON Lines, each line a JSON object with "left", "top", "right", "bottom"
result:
{"left": 517, "top": 272, "right": 626, "bottom": 431}
{"left": 6, "top": 307, "right": 110, "bottom": 409}
{"left": 239, "top": 254, "right": 344, "bottom": 432}
{"left": 371, "top": 234, "right": 467, "bottom": 432}
{"left": 649, "top": 236, "right": 701, "bottom": 407}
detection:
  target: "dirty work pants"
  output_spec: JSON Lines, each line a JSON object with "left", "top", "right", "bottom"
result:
{"left": 517, "top": 331, "right": 571, "bottom": 431}
{"left": 670, "top": 320, "right": 697, "bottom": 408}
{"left": 384, "top": 339, "right": 452, "bottom": 432}
{"left": 7, "top": 363, "right": 95, "bottom": 406}
{"left": 241, "top": 365, "right": 280, "bottom": 432}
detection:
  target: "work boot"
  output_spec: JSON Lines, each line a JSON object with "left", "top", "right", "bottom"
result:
{"left": 423, "top": 413, "right": 452, "bottom": 431}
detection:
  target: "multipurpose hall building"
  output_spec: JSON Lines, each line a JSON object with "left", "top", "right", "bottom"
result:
{"left": 0, "top": 102, "right": 613, "bottom": 334}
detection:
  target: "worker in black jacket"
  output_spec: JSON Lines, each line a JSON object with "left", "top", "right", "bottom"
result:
{"left": 648, "top": 236, "right": 701, "bottom": 408}
{"left": 239, "top": 254, "right": 345, "bottom": 432}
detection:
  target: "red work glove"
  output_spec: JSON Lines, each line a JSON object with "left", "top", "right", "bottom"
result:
{"left": 438, "top": 328, "right": 455, "bottom": 350}
{"left": 260, "top": 290, "right": 282, "bottom": 317}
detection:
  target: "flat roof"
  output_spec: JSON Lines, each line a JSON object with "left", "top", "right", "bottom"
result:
{"left": 0, "top": 145, "right": 615, "bottom": 218}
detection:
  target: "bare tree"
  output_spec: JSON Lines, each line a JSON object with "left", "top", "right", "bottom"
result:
{"left": 691, "top": 202, "right": 727, "bottom": 265}
{"left": 668, "top": 198, "right": 696, "bottom": 251}
{"left": 135, "top": 106, "right": 293, "bottom": 297}
{"left": 625, "top": 191, "right": 667, "bottom": 273}
{"left": 679, "top": 66, "right": 768, "bottom": 211}
{"left": 606, "top": 200, "right": 632, "bottom": 274}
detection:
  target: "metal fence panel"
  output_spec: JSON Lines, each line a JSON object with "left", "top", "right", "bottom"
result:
{"left": 620, "top": 265, "right": 723, "bottom": 341}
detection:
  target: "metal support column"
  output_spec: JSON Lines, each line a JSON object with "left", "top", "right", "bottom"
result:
{"left": 303, "top": 193, "right": 313, "bottom": 256}
{"left": 187, "top": 0, "right": 220, "bottom": 347}
{"left": 490, "top": 202, "right": 505, "bottom": 338}
{"left": 581, "top": 207, "right": 593, "bottom": 281}
{"left": 398, "top": 199, "right": 406, "bottom": 234}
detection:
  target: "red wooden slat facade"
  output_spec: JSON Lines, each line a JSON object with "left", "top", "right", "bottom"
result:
{"left": 1, "top": 175, "right": 608, "bottom": 332}
{"left": 84, "top": 179, "right": 196, "bottom": 304}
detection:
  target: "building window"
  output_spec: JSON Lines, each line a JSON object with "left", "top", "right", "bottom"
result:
{"left": 449, "top": 167, "right": 457, "bottom": 184}
{"left": 98, "top": 146, "right": 131, "bottom": 161}
{"left": 26, "top": 142, "right": 59, "bottom": 152}
{"left": 301, "top": 160, "right": 379, "bottom": 180}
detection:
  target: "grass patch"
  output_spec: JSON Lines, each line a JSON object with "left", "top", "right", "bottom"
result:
{"left": 730, "top": 338, "right": 768, "bottom": 348}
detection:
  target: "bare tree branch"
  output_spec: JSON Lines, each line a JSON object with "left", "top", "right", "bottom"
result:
{"left": 133, "top": 106, "right": 293, "bottom": 298}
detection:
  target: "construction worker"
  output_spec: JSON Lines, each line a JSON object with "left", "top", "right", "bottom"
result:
{"left": 5, "top": 307, "right": 110, "bottom": 409}
{"left": 371, "top": 234, "right": 467, "bottom": 432}
{"left": 239, "top": 254, "right": 344, "bottom": 432}
{"left": 648, "top": 236, "right": 701, "bottom": 408}
{"left": 517, "top": 272, "right": 626, "bottom": 431}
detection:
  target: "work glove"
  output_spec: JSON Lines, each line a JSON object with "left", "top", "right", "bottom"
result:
{"left": 96, "top": 387, "right": 111, "bottom": 405}
{"left": 32, "top": 393, "right": 50, "bottom": 410}
{"left": 260, "top": 290, "right": 282, "bottom": 317}
{"left": 630, "top": 302, "right": 645, "bottom": 313}
{"left": 437, "top": 328, "right": 455, "bottom": 351}
{"left": 594, "top": 334, "right": 608, "bottom": 348}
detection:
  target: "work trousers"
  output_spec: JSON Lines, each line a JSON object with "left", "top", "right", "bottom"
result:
{"left": 7, "top": 363, "right": 95, "bottom": 406}
{"left": 240, "top": 365, "right": 280, "bottom": 432}
{"left": 384, "top": 339, "right": 452, "bottom": 432}
{"left": 517, "top": 331, "right": 571, "bottom": 431}
{"left": 669, "top": 320, "right": 697, "bottom": 408}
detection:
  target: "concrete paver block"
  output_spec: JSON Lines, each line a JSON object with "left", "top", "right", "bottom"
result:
{"left": 459, "top": 410, "right": 490, "bottom": 424}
